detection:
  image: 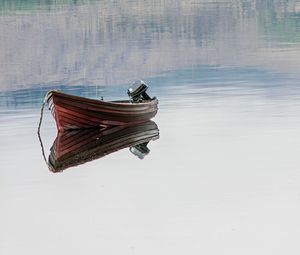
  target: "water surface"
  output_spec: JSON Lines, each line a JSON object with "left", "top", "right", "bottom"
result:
{"left": 1, "top": 1, "right": 300, "bottom": 254}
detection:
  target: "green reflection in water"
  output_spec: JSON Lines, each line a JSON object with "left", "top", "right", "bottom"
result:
{"left": 0, "top": 0, "right": 100, "bottom": 11}
{"left": 257, "top": 1, "right": 300, "bottom": 43}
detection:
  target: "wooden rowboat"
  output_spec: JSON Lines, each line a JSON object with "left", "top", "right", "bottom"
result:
{"left": 46, "top": 81, "right": 158, "bottom": 132}
{"left": 47, "top": 121, "right": 159, "bottom": 172}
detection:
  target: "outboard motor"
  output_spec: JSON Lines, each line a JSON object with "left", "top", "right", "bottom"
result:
{"left": 129, "top": 142, "right": 150, "bottom": 159}
{"left": 128, "top": 80, "right": 152, "bottom": 102}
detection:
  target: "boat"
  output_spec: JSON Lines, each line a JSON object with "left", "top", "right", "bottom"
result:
{"left": 47, "top": 121, "right": 159, "bottom": 172}
{"left": 46, "top": 80, "right": 158, "bottom": 132}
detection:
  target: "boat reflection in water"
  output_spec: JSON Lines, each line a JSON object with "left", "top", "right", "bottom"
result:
{"left": 47, "top": 121, "right": 159, "bottom": 172}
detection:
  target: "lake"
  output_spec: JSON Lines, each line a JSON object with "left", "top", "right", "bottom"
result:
{"left": 1, "top": 1, "right": 300, "bottom": 254}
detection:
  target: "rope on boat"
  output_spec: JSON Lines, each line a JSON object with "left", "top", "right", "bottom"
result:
{"left": 37, "top": 91, "right": 52, "bottom": 165}
{"left": 37, "top": 129, "right": 48, "bottom": 165}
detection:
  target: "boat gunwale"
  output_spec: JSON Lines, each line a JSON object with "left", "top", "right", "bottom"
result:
{"left": 47, "top": 90, "right": 159, "bottom": 108}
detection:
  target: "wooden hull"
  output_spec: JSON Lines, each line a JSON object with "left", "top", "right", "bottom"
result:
{"left": 47, "top": 90, "right": 158, "bottom": 132}
{"left": 48, "top": 121, "right": 159, "bottom": 172}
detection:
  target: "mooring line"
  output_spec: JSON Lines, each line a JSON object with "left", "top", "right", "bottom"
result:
{"left": 37, "top": 91, "right": 52, "bottom": 165}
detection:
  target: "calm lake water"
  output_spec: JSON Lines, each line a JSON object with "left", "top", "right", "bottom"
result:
{"left": 1, "top": 1, "right": 300, "bottom": 254}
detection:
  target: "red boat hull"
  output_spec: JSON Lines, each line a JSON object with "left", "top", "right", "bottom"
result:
{"left": 47, "top": 91, "right": 158, "bottom": 132}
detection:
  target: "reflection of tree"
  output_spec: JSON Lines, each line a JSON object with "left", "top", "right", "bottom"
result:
{"left": 0, "top": 0, "right": 99, "bottom": 11}
{"left": 257, "top": 0, "right": 300, "bottom": 43}
{"left": 0, "top": 0, "right": 299, "bottom": 90}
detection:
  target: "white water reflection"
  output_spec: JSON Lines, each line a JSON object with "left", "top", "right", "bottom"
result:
{"left": 1, "top": 94, "right": 300, "bottom": 255}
